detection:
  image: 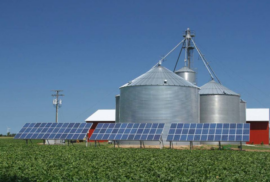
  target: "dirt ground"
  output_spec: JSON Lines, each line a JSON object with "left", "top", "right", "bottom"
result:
{"left": 116, "top": 144, "right": 270, "bottom": 152}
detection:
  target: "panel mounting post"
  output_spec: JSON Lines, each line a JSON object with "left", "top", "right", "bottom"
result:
{"left": 190, "top": 141, "right": 193, "bottom": 150}
{"left": 219, "top": 141, "right": 221, "bottom": 150}
{"left": 159, "top": 136, "right": 164, "bottom": 149}
{"left": 240, "top": 141, "right": 242, "bottom": 151}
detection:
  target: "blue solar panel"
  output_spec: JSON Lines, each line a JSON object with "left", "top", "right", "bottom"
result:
{"left": 167, "top": 123, "right": 250, "bottom": 142}
{"left": 90, "top": 123, "right": 165, "bottom": 141}
{"left": 14, "top": 123, "right": 93, "bottom": 140}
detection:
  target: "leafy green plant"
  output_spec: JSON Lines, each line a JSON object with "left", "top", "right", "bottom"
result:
{"left": 1, "top": 139, "right": 270, "bottom": 181}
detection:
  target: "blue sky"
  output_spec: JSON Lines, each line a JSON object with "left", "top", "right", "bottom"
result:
{"left": 1, "top": 0, "right": 270, "bottom": 134}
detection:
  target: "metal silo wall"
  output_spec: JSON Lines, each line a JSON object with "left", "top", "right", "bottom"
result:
{"left": 200, "top": 95, "right": 240, "bottom": 145}
{"left": 239, "top": 101, "right": 246, "bottom": 123}
{"left": 200, "top": 95, "right": 240, "bottom": 123}
{"left": 175, "top": 72, "right": 196, "bottom": 85}
{"left": 119, "top": 85, "right": 200, "bottom": 144}
{"left": 115, "top": 95, "right": 120, "bottom": 123}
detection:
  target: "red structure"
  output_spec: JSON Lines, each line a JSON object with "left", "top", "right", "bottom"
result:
{"left": 246, "top": 109, "right": 269, "bottom": 145}
{"left": 246, "top": 121, "right": 269, "bottom": 145}
{"left": 87, "top": 122, "right": 114, "bottom": 143}
{"left": 85, "top": 109, "right": 115, "bottom": 143}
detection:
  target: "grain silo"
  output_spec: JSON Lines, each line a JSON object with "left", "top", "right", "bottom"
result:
{"left": 200, "top": 80, "right": 240, "bottom": 124}
{"left": 118, "top": 64, "right": 200, "bottom": 142}
{"left": 175, "top": 66, "right": 196, "bottom": 85}
{"left": 115, "top": 95, "right": 120, "bottom": 123}
{"left": 240, "top": 99, "right": 246, "bottom": 123}
{"left": 119, "top": 64, "right": 199, "bottom": 124}
{"left": 200, "top": 80, "right": 241, "bottom": 144}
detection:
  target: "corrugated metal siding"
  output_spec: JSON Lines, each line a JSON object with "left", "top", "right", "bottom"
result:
{"left": 175, "top": 71, "right": 196, "bottom": 85}
{"left": 119, "top": 85, "right": 200, "bottom": 141}
{"left": 200, "top": 95, "right": 240, "bottom": 123}
{"left": 115, "top": 95, "right": 120, "bottom": 123}
{"left": 200, "top": 95, "right": 241, "bottom": 145}
{"left": 239, "top": 100, "right": 246, "bottom": 123}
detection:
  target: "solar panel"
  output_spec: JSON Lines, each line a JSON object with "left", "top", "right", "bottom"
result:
{"left": 14, "top": 123, "right": 93, "bottom": 140}
{"left": 90, "top": 123, "right": 165, "bottom": 141}
{"left": 167, "top": 123, "right": 250, "bottom": 142}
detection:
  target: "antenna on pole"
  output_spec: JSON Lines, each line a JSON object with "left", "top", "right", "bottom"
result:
{"left": 52, "top": 90, "right": 64, "bottom": 123}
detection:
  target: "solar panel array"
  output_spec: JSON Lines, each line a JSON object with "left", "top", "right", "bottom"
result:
{"left": 90, "top": 123, "right": 165, "bottom": 141}
{"left": 167, "top": 123, "right": 250, "bottom": 142}
{"left": 14, "top": 123, "right": 93, "bottom": 140}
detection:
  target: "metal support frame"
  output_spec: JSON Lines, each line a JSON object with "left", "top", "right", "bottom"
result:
{"left": 190, "top": 38, "right": 215, "bottom": 80}
{"left": 113, "top": 140, "right": 115, "bottom": 148}
{"left": 43, "top": 139, "right": 45, "bottom": 145}
{"left": 47, "top": 139, "right": 50, "bottom": 145}
{"left": 240, "top": 141, "right": 243, "bottom": 151}
{"left": 26, "top": 140, "right": 28, "bottom": 145}
{"left": 169, "top": 142, "right": 174, "bottom": 149}
{"left": 159, "top": 135, "right": 164, "bottom": 149}
{"left": 154, "top": 38, "right": 186, "bottom": 67}
{"left": 190, "top": 141, "right": 193, "bottom": 150}
{"left": 173, "top": 39, "right": 186, "bottom": 72}
{"left": 191, "top": 38, "right": 221, "bottom": 83}
{"left": 95, "top": 140, "right": 97, "bottom": 147}
{"left": 219, "top": 141, "right": 221, "bottom": 150}
{"left": 154, "top": 28, "right": 222, "bottom": 84}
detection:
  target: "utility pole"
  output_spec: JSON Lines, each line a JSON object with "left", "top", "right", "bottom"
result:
{"left": 52, "top": 90, "right": 64, "bottom": 123}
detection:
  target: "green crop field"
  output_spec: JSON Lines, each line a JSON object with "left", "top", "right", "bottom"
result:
{"left": 1, "top": 139, "right": 270, "bottom": 181}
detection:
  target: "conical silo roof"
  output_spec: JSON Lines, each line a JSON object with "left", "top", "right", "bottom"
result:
{"left": 121, "top": 65, "right": 198, "bottom": 88}
{"left": 175, "top": 66, "right": 195, "bottom": 73}
{"left": 199, "top": 80, "right": 240, "bottom": 96}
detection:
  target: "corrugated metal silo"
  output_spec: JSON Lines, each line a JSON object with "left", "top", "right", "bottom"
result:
{"left": 200, "top": 80, "right": 240, "bottom": 123}
{"left": 175, "top": 66, "right": 196, "bottom": 85}
{"left": 239, "top": 99, "right": 246, "bottom": 123}
{"left": 115, "top": 95, "right": 120, "bottom": 123}
{"left": 119, "top": 64, "right": 200, "bottom": 143}
{"left": 200, "top": 80, "right": 241, "bottom": 144}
